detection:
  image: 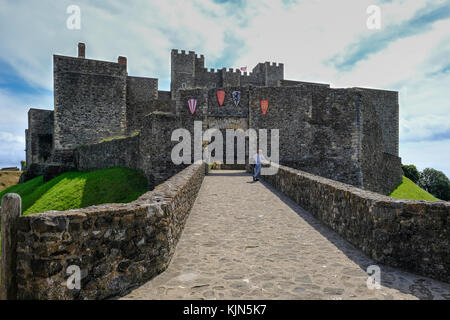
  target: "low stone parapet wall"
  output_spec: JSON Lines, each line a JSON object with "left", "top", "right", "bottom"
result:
{"left": 260, "top": 164, "right": 450, "bottom": 283}
{"left": 12, "top": 162, "right": 205, "bottom": 299}
{"left": 74, "top": 135, "right": 140, "bottom": 172}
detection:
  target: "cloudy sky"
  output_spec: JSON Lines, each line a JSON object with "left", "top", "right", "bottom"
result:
{"left": 0, "top": 0, "right": 449, "bottom": 176}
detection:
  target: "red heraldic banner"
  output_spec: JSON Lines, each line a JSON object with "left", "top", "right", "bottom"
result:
{"left": 188, "top": 98, "right": 197, "bottom": 115}
{"left": 260, "top": 100, "right": 269, "bottom": 115}
{"left": 217, "top": 90, "right": 225, "bottom": 106}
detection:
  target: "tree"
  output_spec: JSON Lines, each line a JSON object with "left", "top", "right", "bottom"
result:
{"left": 402, "top": 164, "right": 420, "bottom": 184}
{"left": 419, "top": 168, "right": 450, "bottom": 201}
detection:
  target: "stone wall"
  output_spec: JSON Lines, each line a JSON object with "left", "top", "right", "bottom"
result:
{"left": 175, "top": 85, "right": 401, "bottom": 194}
{"left": 356, "top": 88, "right": 399, "bottom": 156}
{"left": 260, "top": 164, "right": 450, "bottom": 283}
{"left": 381, "top": 152, "right": 403, "bottom": 192}
{"left": 74, "top": 112, "right": 186, "bottom": 190}
{"left": 21, "top": 109, "right": 55, "bottom": 182}
{"left": 171, "top": 50, "right": 196, "bottom": 98}
{"left": 278, "top": 79, "right": 330, "bottom": 88}
{"left": 221, "top": 68, "right": 241, "bottom": 87}
{"left": 74, "top": 135, "right": 140, "bottom": 173}
{"left": 249, "top": 86, "right": 363, "bottom": 188}
{"left": 126, "top": 99, "right": 176, "bottom": 134}
{"left": 357, "top": 89, "right": 403, "bottom": 195}
{"left": 177, "top": 87, "right": 250, "bottom": 129}
{"left": 263, "top": 62, "right": 284, "bottom": 86}
{"left": 359, "top": 91, "right": 402, "bottom": 194}
{"left": 157, "top": 90, "right": 172, "bottom": 101}
{"left": 248, "top": 85, "right": 402, "bottom": 194}
{"left": 74, "top": 111, "right": 185, "bottom": 189}
{"left": 206, "top": 86, "right": 249, "bottom": 118}
{"left": 14, "top": 163, "right": 205, "bottom": 300}
{"left": 170, "top": 49, "right": 285, "bottom": 97}
{"left": 127, "top": 76, "right": 158, "bottom": 102}
{"left": 27, "top": 109, "right": 54, "bottom": 165}
{"left": 177, "top": 87, "right": 249, "bottom": 167}
{"left": 138, "top": 112, "right": 187, "bottom": 189}
{"left": 53, "top": 55, "right": 127, "bottom": 150}
{"left": 195, "top": 68, "right": 222, "bottom": 89}
{"left": 126, "top": 76, "right": 160, "bottom": 133}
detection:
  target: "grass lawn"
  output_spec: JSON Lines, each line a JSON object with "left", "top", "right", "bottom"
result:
{"left": 0, "top": 167, "right": 147, "bottom": 258}
{"left": 0, "top": 167, "right": 148, "bottom": 215}
{"left": 389, "top": 176, "right": 439, "bottom": 201}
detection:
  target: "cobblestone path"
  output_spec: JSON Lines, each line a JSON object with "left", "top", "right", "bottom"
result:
{"left": 122, "top": 171, "right": 450, "bottom": 300}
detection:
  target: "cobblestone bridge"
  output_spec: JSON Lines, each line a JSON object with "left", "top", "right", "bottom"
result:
{"left": 122, "top": 171, "right": 450, "bottom": 300}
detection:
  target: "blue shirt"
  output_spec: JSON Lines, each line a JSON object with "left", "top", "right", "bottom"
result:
{"left": 253, "top": 154, "right": 265, "bottom": 165}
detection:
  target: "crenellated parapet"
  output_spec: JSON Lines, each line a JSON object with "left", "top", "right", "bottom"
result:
{"left": 171, "top": 49, "right": 285, "bottom": 92}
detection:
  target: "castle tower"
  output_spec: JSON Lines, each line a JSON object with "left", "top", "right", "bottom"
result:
{"left": 263, "top": 61, "right": 284, "bottom": 86}
{"left": 171, "top": 50, "right": 197, "bottom": 98}
{"left": 53, "top": 43, "right": 128, "bottom": 151}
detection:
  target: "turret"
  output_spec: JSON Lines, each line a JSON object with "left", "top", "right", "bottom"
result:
{"left": 264, "top": 61, "right": 284, "bottom": 86}
{"left": 171, "top": 49, "right": 197, "bottom": 98}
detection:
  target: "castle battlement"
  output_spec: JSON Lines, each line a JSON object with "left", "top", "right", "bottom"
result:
{"left": 266, "top": 62, "right": 283, "bottom": 67}
{"left": 222, "top": 68, "right": 241, "bottom": 74}
{"left": 170, "top": 48, "right": 285, "bottom": 91}
{"left": 172, "top": 49, "right": 195, "bottom": 56}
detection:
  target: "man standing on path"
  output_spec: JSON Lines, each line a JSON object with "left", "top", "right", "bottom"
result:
{"left": 253, "top": 149, "right": 266, "bottom": 181}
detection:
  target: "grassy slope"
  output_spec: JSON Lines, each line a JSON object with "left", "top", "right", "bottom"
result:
{"left": 0, "top": 171, "right": 22, "bottom": 192}
{"left": 0, "top": 167, "right": 148, "bottom": 215}
{"left": 389, "top": 176, "right": 439, "bottom": 201}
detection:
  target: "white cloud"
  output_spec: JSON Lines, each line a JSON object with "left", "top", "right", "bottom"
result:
{"left": 0, "top": 131, "right": 26, "bottom": 168}
{"left": 0, "top": 89, "right": 53, "bottom": 167}
{"left": 0, "top": 0, "right": 247, "bottom": 89}
{"left": 0, "top": 131, "right": 24, "bottom": 144}
{"left": 400, "top": 114, "right": 450, "bottom": 142}
{"left": 0, "top": 89, "right": 53, "bottom": 135}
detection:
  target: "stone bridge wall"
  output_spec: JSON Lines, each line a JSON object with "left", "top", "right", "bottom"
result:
{"left": 13, "top": 163, "right": 205, "bottom": 299}
{"left": 260, "top": 164, "right": 450, "bottom": 283}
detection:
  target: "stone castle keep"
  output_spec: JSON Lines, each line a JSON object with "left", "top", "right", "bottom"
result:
{"left": 8, "top": 43, "right": 450, "bottom": 301}
{"left": 24, "top": 43, "right": 402, "bottom": 194}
